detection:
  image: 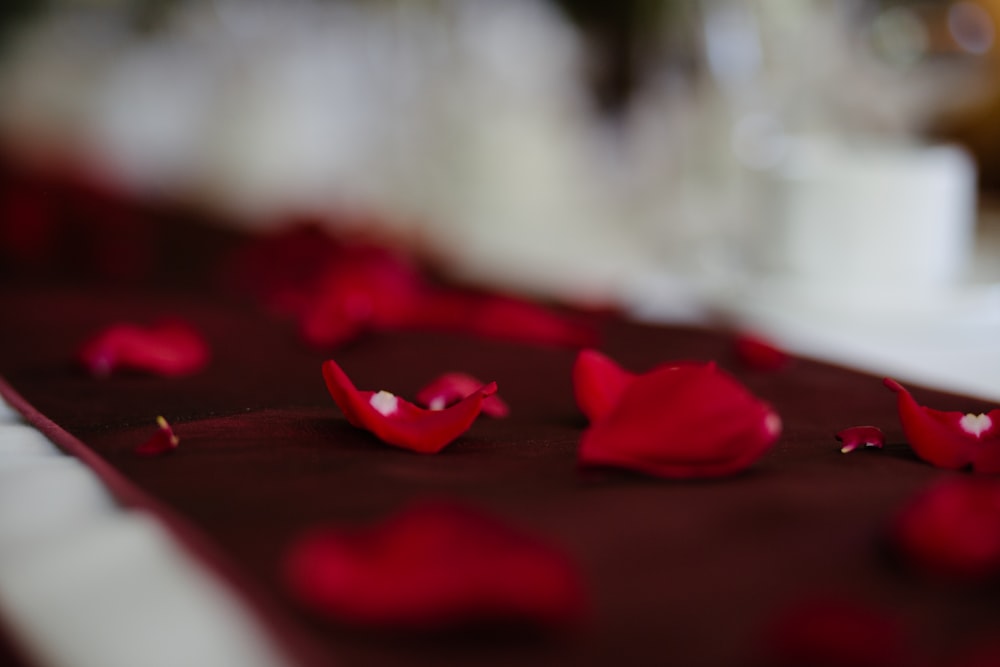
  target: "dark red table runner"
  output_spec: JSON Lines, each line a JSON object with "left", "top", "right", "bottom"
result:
{"left": 1, "top": 220, "right": 999, "bottom": 665}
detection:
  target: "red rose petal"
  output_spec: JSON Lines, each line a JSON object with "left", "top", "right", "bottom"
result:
{"left": 892, "top": 476, "right": 1000, "bottom": 581}
{"left": 134, "top": 416, "right": 179, "bottom": 457}
{"left": 578, "top": 360, "right": 781, "bottom": 478}
{"left": 322, "top": 360, "right": 497, "bottom": 454}
{"left": 572, "top": 349, "right": 637, "bottom": 423}
{"left": 572, "top": 351, "right": 701, "bottom": 423}
{"left": 757, "top": 596, "right": 909, "bottom": 667}
{"left": 407, "top": 292, "right": 597, "bottom": 348}
{"left": 78, "top": 320, "right": 210, "bottom": 378}
{"left": 223, "top": 222, "right": 597, "bottom": 349}
{"left": 734, "top": 332, "right": 790, "bottom": 371}
{"left": 884, "top": 378, "right": 1000, "bottom": 472}
{"left": 836, "top": 426, "right": 886, "bottom": 454}
{"left": 300, "top": 246, "right": 425, "bottom": 347}
{"left": 415, "top": 372, "right": 510, "bottom": 418}
{"left": 282, "top": 501, "right": 588, "bottom": 630}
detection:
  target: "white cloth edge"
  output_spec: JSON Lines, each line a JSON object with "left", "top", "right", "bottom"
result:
{"left": 0, "top": 396, "right": 295, "bottom": 667}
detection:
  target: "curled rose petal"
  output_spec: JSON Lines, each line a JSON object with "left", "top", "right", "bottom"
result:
{"left": 415, "top": 373, "right": 510, "bottom": 418}
{"left": 733, "top": 333, "right": 790, "bottom": 371}
{"left": 757, "top": 597, "right": 909, "bottom": 667}
{"left": 884, "top": 378, "right": 1000, "bottom": 472}
{"left": 78, "top": 320, "right": 210, "bottom": 378}
{"left": 322, "top": 360, "right": 497, "bottom": 454}
{"left": 891, "top": 476, "right": 1000, "bottom": 581}
{"left": 134, "top": 416, "right": 179, "bottom": 457}
{"left": 572, "top": 349, "right": 637, "bottom": 423}
{"left": 836, "top": 426, "right": 886, "bottom": 454}
{"left": 578, "top": 359, "right": 781, "bottom": 478}
{"left": 282, "top": 501, "right": 588, "bottom": 630}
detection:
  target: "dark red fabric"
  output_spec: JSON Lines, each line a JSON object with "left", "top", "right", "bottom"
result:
{"left": 0, "top": 378, "right": 331, "bottom": 667}
{"left": 2, "top": 175, "right": 1000, "bottom": 665}
{"left": 4, "top": 279, "right": 1000, "bottom": 667}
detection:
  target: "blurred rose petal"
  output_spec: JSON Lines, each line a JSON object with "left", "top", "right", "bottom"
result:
{"left": 734, "top": 333, "right": 790, "bottom": 371}
{"left": 283, "top": 501, "right": 588, "bottom": 630}
{"left": 407, "top": 292, "right": 597, "bottom": 348}
{"left": 300, "top": 245, "right": 425, "bottom": 347}
{"left": 78, "top": 320, "right": 210, "bottom": 378}
{"left": 892, "top": 476, "right": 1000, "bottom": 581}
{"left": 221, "top": 222, "right": 597, "bottom": 349}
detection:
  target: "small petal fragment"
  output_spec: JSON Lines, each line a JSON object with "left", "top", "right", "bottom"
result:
{"left": 884, "top": 378, "right": 1000, "bottom": 472}
{"left": 891, "top": 476, "right": 1000, "bottom": 581}
{"left": 578, "top": 360, "right": 781, "bottom": 478}
{"left": 322, "top": 360, "right": 496, "bottom": 454}
{"left": 134, "top": 416, "right": 179, "bottom": 457}
{"left": 734, "top": 333, "right": 790, "bottom": 371}
{"left": 79, "top": 321, "right": 210, "bottom": 378}
{"left": 836, "top": 426, "right": 885, "bottom": 454}
{"left": 282, "top": 501, "right": 588, "bottom": 630}
{"left": 416, "top": 373, "right": 510, "bottom": 418}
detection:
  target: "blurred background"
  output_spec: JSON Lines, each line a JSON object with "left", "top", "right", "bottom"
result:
{"left": 1, "top": 0, "right": 1000, "bottom": 398}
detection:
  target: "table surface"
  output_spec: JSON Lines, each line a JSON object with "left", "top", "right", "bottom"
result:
{"left": 1, "top": 177, "right": 999, "bottom": 667}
